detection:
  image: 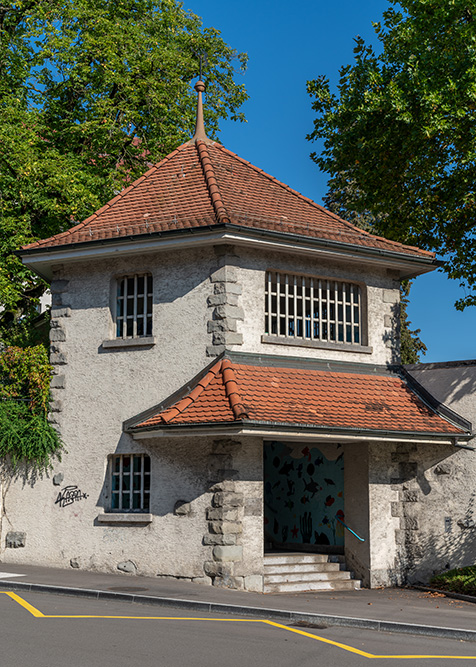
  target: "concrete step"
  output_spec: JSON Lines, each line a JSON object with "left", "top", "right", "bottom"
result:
{"left": 264, "top": 570, "right": 352, "bottom": 584}
{"left": 264, "top": 579, "right": 361, "bottom": 593}
{"left": 264, "top": 553, "right": 330, "bottom": 565}
{"left": 264, "top": 561, "right": 341, "bottom": 575}
{"left": 263, "top": 551, "right": 360, "bottom": 594}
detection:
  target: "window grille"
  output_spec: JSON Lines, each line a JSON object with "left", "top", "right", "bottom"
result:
{"left": 111, "top": 454, "right": 151, "bottom": 512}
{"left": 116, "top": 273, "right": 153, "bottom": 338}
{"left": 265, "top": 271, "right": 362, "bottom": 345}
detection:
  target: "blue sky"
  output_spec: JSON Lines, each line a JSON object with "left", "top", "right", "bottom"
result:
{"left": 187, "top": 0, "right": 476, "bottom": 363}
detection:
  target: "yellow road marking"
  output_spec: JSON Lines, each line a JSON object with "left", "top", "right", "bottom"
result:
{"left": 265, "top": 621, "right": 476, "bottom": 660}
{"left": 2, "top": 591, "right": 476, "bottom": 660}
{"left": 4, "top": 592, "right": 44, "bottom": 617}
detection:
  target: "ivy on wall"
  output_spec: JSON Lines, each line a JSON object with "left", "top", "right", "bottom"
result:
{"left": 0, "top": 345, "right": 63, "bottom": 470}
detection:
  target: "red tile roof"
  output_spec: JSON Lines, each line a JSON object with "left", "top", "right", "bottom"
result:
{"left": 23, "top": 141, "right": 433, "bottom": 260}
{"left": 131, "top": 357, "right": 466, "bottom": 436}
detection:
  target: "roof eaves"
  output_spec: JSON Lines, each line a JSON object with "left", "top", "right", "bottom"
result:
{"left": 131, "top": 419, "right": 470, "bottom": 441}
{"left": 17, "top": 220, "right": 438, "bottom": 274}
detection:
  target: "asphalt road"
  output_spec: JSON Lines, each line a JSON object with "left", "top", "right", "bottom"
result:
{"left": 1, "top": 590, "right": 475, "bottom": 666}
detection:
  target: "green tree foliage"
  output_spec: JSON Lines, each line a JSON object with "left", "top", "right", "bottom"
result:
{"left": 307, "top": 1, "right": 476, "bottom": 311}
{"left": 0, "top": 0, "right": 248, "bottom": 336}
{"left": 323, "top": 173, "right": 427, "bottom": 361}
{"left": 0, "top": 346, "right": 62, "bottom": 469}
{"left": 399, "top": 281, "right": 427, "bottom": 364}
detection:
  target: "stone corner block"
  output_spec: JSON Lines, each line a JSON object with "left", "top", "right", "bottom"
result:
{"left": 212, "top": 545, "right": 243, "bottom": 562}
{"left": 212, "top": 575, "right": 243, "bottom": 590}
{"left": 50, "top": 328, "right": 66, "bottom": 343}
{"left": 208, "top": 521, "right": 243, "bottom": 535}
{"left": 50, "top": 279, "right": 69, "bottom": 293}
{"left": 214, "top": 304, "right": 244, "bottom": 321}
{"left": 244, "top": 575, "right": 263, "bottom": 593}
{"left": 206, "top": 345, "right": 225, "bottom": 357}
{"left": 210, "top": 266, "right": 237, "bottom": 284}
{"left": 383, "top": 289, "right": 399, "bottom": 304}
{"left": 202, "top": 534, "right": 237, "bottom": 546}
{"left": 212, "top": 332, "right": 243, "bottom": 346}
{"left": 212, "top": 492, "right": 244, "bottom": 508}
{"left": 51, "top": 307, "right": 72, "bottom": 319}
{"left": 50, "top": 375, "right": 66, "bottom": 389}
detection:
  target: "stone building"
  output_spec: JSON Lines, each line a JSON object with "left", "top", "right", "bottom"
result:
{"left": 2, "top": 83, "right": 474, "bottom": 592}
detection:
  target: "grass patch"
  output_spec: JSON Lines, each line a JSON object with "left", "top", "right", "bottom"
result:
{"left": 430, "top": 566, "right": 476, "bottom": 597}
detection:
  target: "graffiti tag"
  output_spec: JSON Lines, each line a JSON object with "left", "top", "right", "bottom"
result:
{"left": 55, "top": 485, "right": 88, "bottom": 508}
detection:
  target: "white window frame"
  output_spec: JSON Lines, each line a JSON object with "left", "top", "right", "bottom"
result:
{"left": 264, "top": 270, "right": 365, "bottom": 347}
{"left": 115, "top": 273, "right": 153, "bottom": 339}
{"left": 110, "top": 453, "right": 151, "bottom": 512}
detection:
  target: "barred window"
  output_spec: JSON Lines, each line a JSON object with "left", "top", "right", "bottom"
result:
{"left": 265, "top": 271, "right": 362, "bottom": 345}
{"left": 116, "top": 273, "right": 152, "bottom": 338}
{"left": 111, "top": 454, "right": 150, "bottom": 512}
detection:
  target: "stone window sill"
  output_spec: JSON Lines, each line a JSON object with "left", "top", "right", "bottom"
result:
{"left": 97, "top": 513, "right": 152, "bottom": 524}
{"left": 261, "top": 335, "right": 373, "bottom": 354}
{"left": 101, "top": 337, "right": 156, "bottom": 349}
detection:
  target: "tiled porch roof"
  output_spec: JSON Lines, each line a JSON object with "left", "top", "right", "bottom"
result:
{"left": 22, "top": 141, "right": 433, "bottom": 262}
{"left": 129, "top": 355, "right": 469, "bottom": 437}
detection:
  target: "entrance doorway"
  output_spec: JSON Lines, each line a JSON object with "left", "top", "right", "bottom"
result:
{"left": 264, "top": 441, "right": 345, "bottom": 550}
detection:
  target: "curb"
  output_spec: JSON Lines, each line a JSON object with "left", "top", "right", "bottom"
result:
{"left": 0, "top": 578, "right": 475, "bottom": 642}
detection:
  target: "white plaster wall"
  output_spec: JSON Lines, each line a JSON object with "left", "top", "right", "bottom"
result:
{"left": 233, "top": 247, "right": 400, "bottom": 365}
{"left": 0, "top": 246, "right": 221, "bottom": 576}
{"left": 233, "top": 437, "right": 264, "bottom": 588}
{"left": 1, "top": 432, "right": 264, "bottom": 582}
{"left": 367, "top": 442, "right": 401, "bottom": 587}
{"left": 343, "top": 442, "right": 371, "bottom": 586}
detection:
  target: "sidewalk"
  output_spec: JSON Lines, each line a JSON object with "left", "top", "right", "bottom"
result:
{"left": 0, "top": 562, "right": 475, "bottom": 641}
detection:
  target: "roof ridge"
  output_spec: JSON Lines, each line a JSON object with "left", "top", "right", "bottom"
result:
{"left": 159, "top": 358, "right": 223, "bottom": 424}
{"left": 210, "top": 144, "right": 434, "bottom": 259}
{"left": 221, "top": 358, "right": 248, "bottom": 420}
{"left": 196, "top": 140, "right": 231, "bottom": 224}
{"left": 22, "top": 142, "right": 193, "bottom": 250}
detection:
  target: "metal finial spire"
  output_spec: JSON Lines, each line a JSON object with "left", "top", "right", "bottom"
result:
{"left": 189, "top": 51, "right": 213, "bottom": 144}
{"left": 191, "top": 79, "right": 209, "bottom": 142}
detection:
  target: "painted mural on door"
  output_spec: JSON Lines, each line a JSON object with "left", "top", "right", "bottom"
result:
{"left": 264, "top": 441, "right": 345, "bottom": 547}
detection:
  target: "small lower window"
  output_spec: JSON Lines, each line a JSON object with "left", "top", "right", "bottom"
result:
{"left": 111, "top": 454, "right": 150, "bottom": 512}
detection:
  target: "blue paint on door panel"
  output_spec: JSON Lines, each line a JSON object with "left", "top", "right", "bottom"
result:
{"left": 264, "top": 441, "right": 345, "bottom": 546}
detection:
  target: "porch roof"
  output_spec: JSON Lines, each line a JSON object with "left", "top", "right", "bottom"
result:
{"left": 126, "top": 353, "right": 471, "bottom": 440}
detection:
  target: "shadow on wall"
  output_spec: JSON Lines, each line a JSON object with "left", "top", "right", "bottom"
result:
{"left": 95, "top": 433, "right": 260, "bottom": 521}
{"left": 383, "top": 301, "right": 401, "bottom": 366}
{"left": 398, "top": 493, "right": 476, "bottom": 585}
{"left": 378, "top": 443, "right": 476, "bottom": 585}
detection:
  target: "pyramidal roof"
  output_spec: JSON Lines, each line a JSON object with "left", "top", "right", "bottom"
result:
{"left": 22, "top": 136, "right": 433, "bottom": 261}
